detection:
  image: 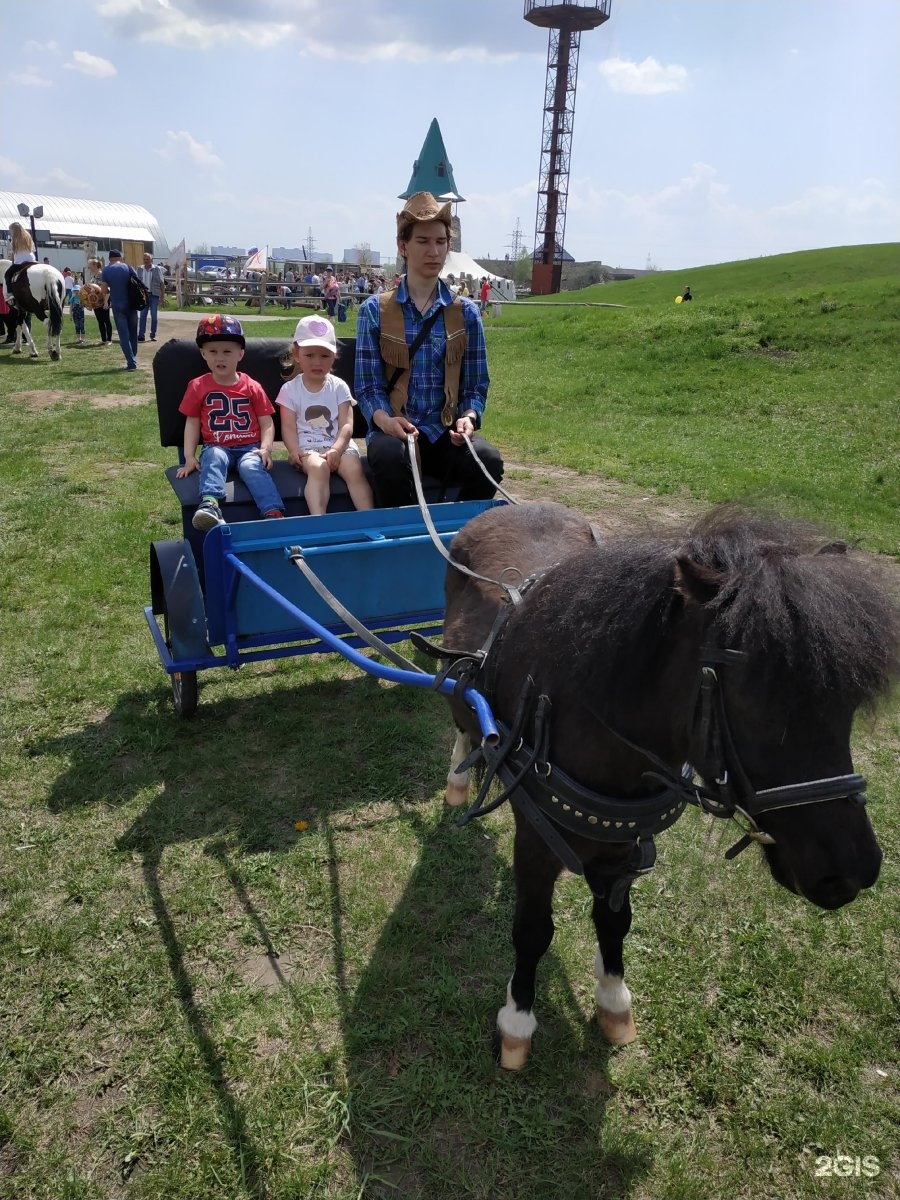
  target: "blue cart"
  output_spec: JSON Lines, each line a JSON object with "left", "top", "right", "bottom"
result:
{"left": 145, "top": 500, "right": 502, "bottom": 736}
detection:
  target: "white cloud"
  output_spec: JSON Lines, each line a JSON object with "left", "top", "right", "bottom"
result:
{"left": 24, "top": 40, "right": 61, "bottom": 54}
{"left": 97, "top": 0, "right": 296, "bottom": 48}
{"left": 562, "top": 163, "right": 900, "bottom": 267}
{"left": 0, "top": 155, "right": 91, "bottom": 195}
{"left": 0, "top": 155, "right": 28, "bottom": 185}
{"left": 11, "top": 66, "right": 53, "bottom": 88}
{"left": 95, "top": 0, "right": 522, "bottom": 60}
{"left": 44, "top": 168, "right": 92, "bottom": 192}
{"left": 156, "top": 130, "right": 223, "bottom": 170}
{"left": 598, "top": 56, "right": 688, "bottom": 95}
{"left": 64, "top": 50, "right": 117, "bottom": 77}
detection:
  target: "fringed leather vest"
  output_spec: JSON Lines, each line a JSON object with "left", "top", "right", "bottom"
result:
{"left": 378, "top": 289, "right": 467, "bottom": 427}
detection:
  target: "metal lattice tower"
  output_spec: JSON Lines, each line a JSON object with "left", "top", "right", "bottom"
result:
{"left": 524, "top": 0, "right": 611, "bottom": 294}
{"left": 507, "top": 217, "right": 525, "bottom": 259}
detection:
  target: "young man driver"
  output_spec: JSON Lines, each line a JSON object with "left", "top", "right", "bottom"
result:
{"left": 354, "top": 191, "right": 503, "bottom": 508}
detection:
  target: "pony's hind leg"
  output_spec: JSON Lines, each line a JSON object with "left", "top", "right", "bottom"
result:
{"left": 584, "top": 869, "right": 637, "bottom": 1045}
{"left": 17, "top": 321, "right": 38, "bottom": 358}
{"left": 445, "top": 726, "right": 474, "bottom": 807}
{"left": 496, "top": 817, "right": 562, "bottom": 1069}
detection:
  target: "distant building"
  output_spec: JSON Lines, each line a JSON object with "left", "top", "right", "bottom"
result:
{"left": 342, "top": 248, "right": 382, "bottom": 267}
{"left": 0, "top": 190, "right": 169, "bottom": 270}
{"left": 273, "top": 246, "right": 313, "bottom": 262}
{"left": 532, "top": 242, "right": 575, "bottom": 263}
{"left": 401, "top": 118, "right": 464, "bottom": 252}
{"left": 400, "top": 118, "right": 464, "bottom": 203}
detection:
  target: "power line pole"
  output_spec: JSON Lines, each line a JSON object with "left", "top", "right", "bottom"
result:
{"left": 507, "top": 218, "right": 525, "bottom": 259}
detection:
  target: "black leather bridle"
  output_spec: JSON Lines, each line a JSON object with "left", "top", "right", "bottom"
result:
{"left": 449, "top": 643, "right": 869, "bottom": 908}
{"left": 637, "top": 646, "right": 868, "bottom": 859}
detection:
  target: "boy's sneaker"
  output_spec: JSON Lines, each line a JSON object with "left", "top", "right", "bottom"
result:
{"left": 192, "top": 499, "right": 226, "bottom": 531}
{"left": 262, "top": 509, "right": 285, "bottom": 519}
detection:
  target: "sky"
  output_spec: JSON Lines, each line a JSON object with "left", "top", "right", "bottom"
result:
{"left": 2, "top": 0, "right": 898, "bottom": 270}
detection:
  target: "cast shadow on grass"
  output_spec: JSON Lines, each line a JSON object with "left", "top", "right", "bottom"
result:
{"left": 37, "top": 678, "right": 653, "bottom": 1198}
{"left": 338, "top": 809, "right": 654, "bottom": 1200}
{"left": 38, "top": 676, "right": 441, "bottom": 1194}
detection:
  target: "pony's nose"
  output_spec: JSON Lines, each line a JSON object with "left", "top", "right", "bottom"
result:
{"left": 807, "top": 876, "right": 863, "bottom": 910}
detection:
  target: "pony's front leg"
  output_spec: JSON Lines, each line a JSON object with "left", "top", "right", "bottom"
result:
{"left": 583, "top": 869, "right": 637, "bottom": 1045}
{"left": 497, "top": 817, "right": 562, "bottom": 1069}
{"left": 445, "top": 725, "right": 474, "bottom": 807}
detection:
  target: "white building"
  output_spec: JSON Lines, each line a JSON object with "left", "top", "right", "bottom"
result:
{"left": 0, "top": 191, "right": 170, "bottom": 271}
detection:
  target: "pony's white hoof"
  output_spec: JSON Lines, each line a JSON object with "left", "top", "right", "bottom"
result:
{"left": 445, "top": 781, "right": 469, "bottom": 807}
{"left": 597, "top": 1006, "right": 637, "bottom": 1045}
{"left": 12, "top": 347, "right": 21, "bottom": 355}
{"left": 499, "top": 1034, "right": 531, "bottom": 1071}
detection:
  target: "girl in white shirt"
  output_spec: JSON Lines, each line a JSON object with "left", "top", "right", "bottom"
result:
{"left": 277, "top": 315, "right": 374, "bottom": 515}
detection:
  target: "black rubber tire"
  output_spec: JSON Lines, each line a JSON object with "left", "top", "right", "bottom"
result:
{"left": 171, "top": 669, "right": 198, "bottom": 718}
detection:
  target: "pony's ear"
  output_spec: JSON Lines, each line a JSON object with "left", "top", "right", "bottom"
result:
{"left": 673, "top": 555, "right": 726, "bottom": 605}
{"left": 817, "top": 540, "right": 848, "bottom": 556}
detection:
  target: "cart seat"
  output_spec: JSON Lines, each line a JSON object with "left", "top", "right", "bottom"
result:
{"left": 153, "top": 337, "right": 459, "bottom": 563}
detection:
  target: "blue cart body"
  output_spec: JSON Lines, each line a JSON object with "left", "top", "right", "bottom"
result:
{"left": 145, "top": 500, "right": 503, "bottom": 730}
{"left": 146, "top": 333, "right": 502, "bottom": 726}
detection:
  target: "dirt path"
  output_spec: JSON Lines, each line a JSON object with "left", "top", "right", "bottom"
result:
{"left": 5, "top": 313, "right": 695, "bottom": 534}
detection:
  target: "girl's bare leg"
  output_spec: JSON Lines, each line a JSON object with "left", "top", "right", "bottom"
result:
{"left": 302, "top": 454, "right": 330, "bottom": 515}
{"left": 338, "top": 454, "right": 374, "bottom": 511}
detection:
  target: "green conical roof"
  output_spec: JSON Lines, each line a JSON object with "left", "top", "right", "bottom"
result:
{"left": 399, "top": 118, "right": 465, "bottom": 202}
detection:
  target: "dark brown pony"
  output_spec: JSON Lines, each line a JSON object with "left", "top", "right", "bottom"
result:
{"left": 440, "top": 502, "right": 899, "bottom": 1069}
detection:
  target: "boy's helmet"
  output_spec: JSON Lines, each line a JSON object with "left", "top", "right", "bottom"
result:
{"left": 196, "top": 313, "right": 245, "bottom": 348}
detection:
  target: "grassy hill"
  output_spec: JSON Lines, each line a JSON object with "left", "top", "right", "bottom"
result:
{"left": 486, "top": 244, "right": 899, "bottom": 553}
{"left": 0, "top": 244, "right": 897, "bottom": 1200}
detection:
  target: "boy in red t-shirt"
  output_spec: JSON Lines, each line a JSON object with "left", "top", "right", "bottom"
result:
{"left": 176, "top": 314, "right": 285, "bottom": 530}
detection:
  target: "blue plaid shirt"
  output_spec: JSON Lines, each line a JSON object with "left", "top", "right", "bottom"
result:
{"left": 355, "top": 276, "right": 489, "bottom": 443}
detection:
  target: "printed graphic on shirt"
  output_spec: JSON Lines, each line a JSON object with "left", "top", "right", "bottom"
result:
{"left": 203, "top": 391, "right": 255, "bottom": 444}
{"left": 302, "top": 405, "right": 335, "bottom": 443}
{"left": 179, "top": 373, "right": 274, "bottom": 448}
{"left": 276, "top": 374, "right": 352, "bottom": 451}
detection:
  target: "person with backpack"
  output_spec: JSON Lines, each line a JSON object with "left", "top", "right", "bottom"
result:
{"left": 100, "top": 249, "right": 139, "bottom": 370}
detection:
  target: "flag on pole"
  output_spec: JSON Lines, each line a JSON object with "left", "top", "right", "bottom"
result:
{"left": 166, "top": 238, "right": 186, "bottom": 269}
{"left": 244, "top": 245, "right": 267, "bottom": 272}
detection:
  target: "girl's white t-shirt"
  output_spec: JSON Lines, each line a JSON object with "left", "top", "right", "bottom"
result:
{"left": 276, "top": 373, "right": 355, "bottom": 451}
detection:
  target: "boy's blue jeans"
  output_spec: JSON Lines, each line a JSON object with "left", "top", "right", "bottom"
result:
{"left": 199, "top": 445, "right": 283, "bottom": 515}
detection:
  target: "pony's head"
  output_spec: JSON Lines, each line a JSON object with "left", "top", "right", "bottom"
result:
{"left": 675, "top": 508, "right": 899, "bottom": 908}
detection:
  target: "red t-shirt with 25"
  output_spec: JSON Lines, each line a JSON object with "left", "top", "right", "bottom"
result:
{"left": 179, "top": 372, "right": 275, "bottom": 447}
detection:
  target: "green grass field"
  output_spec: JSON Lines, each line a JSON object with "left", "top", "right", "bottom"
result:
{"left": 0, "top": 245, "right": 898, "bottom": 1199}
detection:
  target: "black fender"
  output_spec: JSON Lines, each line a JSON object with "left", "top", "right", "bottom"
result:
{"left": 149, "top": 540, "right": 209, "bottom": 661}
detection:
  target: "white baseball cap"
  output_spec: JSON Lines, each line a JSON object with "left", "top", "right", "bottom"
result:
{"left": 293, "top": 314, "right": 337, "bottom": 352}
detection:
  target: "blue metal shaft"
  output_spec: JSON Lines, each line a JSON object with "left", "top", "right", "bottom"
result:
{"left": 225, "top": 553, "right": 499, "bottom": 744}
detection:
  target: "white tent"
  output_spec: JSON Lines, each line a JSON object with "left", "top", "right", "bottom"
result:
{"left": 442, "top": 250, "right": 516, "bottom": 301}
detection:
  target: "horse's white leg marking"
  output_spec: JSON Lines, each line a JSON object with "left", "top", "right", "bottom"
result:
{"left": 497, "top": 979, "right": 537, "bottom": 1071}
{"left": 445, "top": 727, "right": 472, "bottom": 807}
{"left": 594, "top": 949, "right": 637, "bottom": 1045}
{"left": 19, "top": 320, "right": 38, "bottom": 357}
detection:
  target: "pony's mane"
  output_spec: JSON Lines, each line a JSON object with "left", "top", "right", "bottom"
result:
{"left": 565, "top": 505, "right": 899, "bottom": 705}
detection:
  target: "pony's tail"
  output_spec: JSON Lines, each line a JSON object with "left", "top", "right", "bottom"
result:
{"left": 48, "top": 275, "right": 64, "bottom": 337}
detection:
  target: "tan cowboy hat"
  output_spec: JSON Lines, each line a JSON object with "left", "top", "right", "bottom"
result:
{"left": 396, "top": 191, "right": 452, "bottom": 237}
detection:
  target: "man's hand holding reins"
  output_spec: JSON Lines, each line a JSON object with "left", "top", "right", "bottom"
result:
{"left": 377, "top": 412, "right": 418, "bottom": 441}
{"left": 450, "top": 413, "right": 476, "bottom": 446}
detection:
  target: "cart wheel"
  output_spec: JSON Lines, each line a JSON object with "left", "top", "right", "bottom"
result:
{"left": 171, "top": 669, "right": 198, "bottom": 718}
{"left": 150, "top": 540, "right": 208, "bottom": 716}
